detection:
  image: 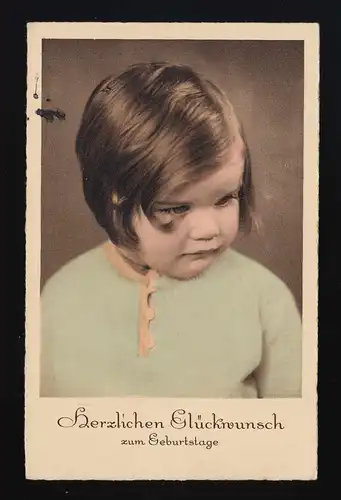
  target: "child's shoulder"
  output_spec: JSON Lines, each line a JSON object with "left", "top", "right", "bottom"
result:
{"left": 221, "top": 248, "right": 275, "bottom": 278}
{"left": 221, "top": 248, "right": 294, "bottom": 297}
{"left": 41, "top": 243, "right": 112, "bottom": 302}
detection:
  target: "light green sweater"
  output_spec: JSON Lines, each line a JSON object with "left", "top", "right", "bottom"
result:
{"left": 40, "top": 245, "right": 302, "bottom": 398}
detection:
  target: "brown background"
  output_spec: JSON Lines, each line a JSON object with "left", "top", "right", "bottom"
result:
{"left": 41, "top": 39, "right": 303, "bottom": 311}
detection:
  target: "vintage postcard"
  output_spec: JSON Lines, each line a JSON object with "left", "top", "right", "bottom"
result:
{"left": 25, "top": 22, "right": 319, "bottom": 480}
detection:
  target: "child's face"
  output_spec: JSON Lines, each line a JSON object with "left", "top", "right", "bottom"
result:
{"left": 134, "top": 137, "right": 245, "bottom": 280}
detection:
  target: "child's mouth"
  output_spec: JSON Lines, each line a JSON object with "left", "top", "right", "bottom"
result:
{"left": 184, "top": 248, "right": 220, "bottom": 257}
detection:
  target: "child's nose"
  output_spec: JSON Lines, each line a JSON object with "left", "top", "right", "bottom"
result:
{"left": 187, "top": 209, "right": 220, "bottom": 241}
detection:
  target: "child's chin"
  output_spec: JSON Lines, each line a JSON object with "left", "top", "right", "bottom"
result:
{"left": 169, "top": 259, "right": 214, "bottom": 281}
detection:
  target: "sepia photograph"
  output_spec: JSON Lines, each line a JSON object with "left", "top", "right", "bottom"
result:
{"left": 25, "top": 23, "right": 318, "bottom": 480}
{"left": 40, "top": 38, "right": 303, "bottom": 399}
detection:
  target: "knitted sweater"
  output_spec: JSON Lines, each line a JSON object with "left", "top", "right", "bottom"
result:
{"left": 40, "top": 244, "right": 302, "bottom": 398}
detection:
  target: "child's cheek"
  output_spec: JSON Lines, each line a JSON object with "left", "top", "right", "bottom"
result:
{"left": 140, "top": 222, "right": 180, "bottom": 258}
{"left": 220, "top": 206, "right": 240, "bottom": 239}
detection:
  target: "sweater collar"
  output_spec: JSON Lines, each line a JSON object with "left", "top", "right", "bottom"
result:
{"left": 103, "top": 241, "right": 159, "bottom": 284}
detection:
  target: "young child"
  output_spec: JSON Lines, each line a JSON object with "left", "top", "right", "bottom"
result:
{"left": 40, "top": 62, "right": 302, "bottom": 398}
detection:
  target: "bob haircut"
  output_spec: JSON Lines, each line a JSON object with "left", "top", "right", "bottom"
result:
{"left": 75, "top": 62, "right": 255, "bottom": 249}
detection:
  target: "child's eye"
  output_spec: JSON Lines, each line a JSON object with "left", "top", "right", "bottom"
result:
{"left": 215, "top": 191, "right": 239, "bottom": 207}
{"left": 158, "top": 205, "right": 190, "bottom": 215}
